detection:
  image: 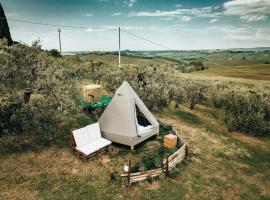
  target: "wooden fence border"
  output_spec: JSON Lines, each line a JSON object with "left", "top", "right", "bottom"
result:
{"left": 121, "top": 121, "right": 189, "bottom": 186}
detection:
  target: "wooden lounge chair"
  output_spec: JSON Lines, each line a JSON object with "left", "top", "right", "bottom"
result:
{"left": 70, "top": 123, "right": 111, "bottom": 160}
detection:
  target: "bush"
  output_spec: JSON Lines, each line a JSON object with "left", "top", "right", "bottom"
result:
{"left": 48, "top": 49, "right": 62, "bottom": 58}
{"left": 214, "top": 88, "right": 270, "bottom": 136}
{"left": 182, "top": 61, "right": 207, "bottom": 73}
{"left": 102, "top": 65, "right": 185, "bottom": 111}
{"left": 0, "top": 40, "right": 80, "bottom": 142}
{"left": 182, "top": 78, "right": 213, "bottom": 110}
{"left": 101, "top": 62, "right": 269, "bottom": 136}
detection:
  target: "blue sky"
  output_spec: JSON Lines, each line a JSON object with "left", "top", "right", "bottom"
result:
{"left": 1, "top": 0, "right": 270, "bottom": 51}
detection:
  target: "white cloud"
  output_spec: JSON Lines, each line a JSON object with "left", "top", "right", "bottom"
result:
{"left": 124, "top": 0, "right": 136, "bottom": 7}
{"left": 210, "top": 18, "right": 219, "bottom": 23}
{"left": 207, "top": 26, "right": 270, "bottom": 42}
{"left": 112, "top": 12, "right": 122, "bottom": 16}
{"left": 85, "top": 25, "right": 146, "bottom": 32}
{"left": 240, "top": 14, "right": 267, "bottom": 22}
{"left": 85, "top": 28, "right": 105, "bottom": 32}
{"left": 223, "top": 0, "right": 270, "bottom": 22}
{"left": 85, "top": 13, "right": 94, "bottom": 17}
{"left": 181, "top": 16, "right": 191, "bottom": 22}
{"left": 121, "top": 25, "right": 144, "bottom": 30}
{"left": 130, "top": 10, "right": 183, "bottom": 17}
{"left": 129, "top": 6, "right": 220, "bottom": 19}
{"left": 162, "top": 17, "right": 174, "bottom": 21}
{"left": 6, "top": 13, "right": 17, "bottom": 17}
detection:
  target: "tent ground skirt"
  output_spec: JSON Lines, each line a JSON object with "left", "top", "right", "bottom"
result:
{"left": 101, "top": 126, "right": 159, "bottom": 148}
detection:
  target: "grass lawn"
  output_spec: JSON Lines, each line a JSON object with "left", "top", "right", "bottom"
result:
{"left": 1, "top": 104, "right": 270, "bottom": 200}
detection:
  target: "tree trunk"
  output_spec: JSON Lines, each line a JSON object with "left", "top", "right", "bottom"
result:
{"left": 190, "top": 99, "right": 197, "bottom": 110}
{"left": 24, "top": 88, "right": 33, "bottom": 104}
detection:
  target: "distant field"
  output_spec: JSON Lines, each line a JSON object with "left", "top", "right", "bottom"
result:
{"left": 66, "top": 51, "right": 270, "bottom": 83}
{"left": 192, "top": 64, "right": 270, "bottom": 81}
{"left": 66, "top": 53, "right": 177, "bottom": 66}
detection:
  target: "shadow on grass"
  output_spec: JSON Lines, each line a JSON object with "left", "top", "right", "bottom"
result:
{"left": 0, "top": 113, "right": 98, "bottom": 157}
{"left": 175, "top": 110, "right": 201, "bottom": 125}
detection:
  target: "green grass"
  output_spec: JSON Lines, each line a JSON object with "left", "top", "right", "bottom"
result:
{"left": 1, "top": 104, "right": 270, "bottom": 200}
{"left": 76, "top": 114, "right": 97, "bottom": 127}
{"left": 175, "top": 110, "right": 201, "bottom": 125}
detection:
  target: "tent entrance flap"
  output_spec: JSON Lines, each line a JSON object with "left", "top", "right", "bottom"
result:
{"left": 136, "top": 104, "right": 151, "bottom": 127}
{"left": 135, "top": 104, "right": 154, "bottom": 136}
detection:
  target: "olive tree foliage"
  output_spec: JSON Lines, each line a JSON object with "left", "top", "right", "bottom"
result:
{"left": 0, "top": 40, "right": 81, "bottom": 140}
{"left": 102, "top": 65, "right": 185, "bottom": 110}
{"left": 89, "top": 60, "right": 107, "bottom": 85}
{"left": 180, "top": 78, "right": 213, "bottom": 110}
{"left": 101, "top": 63, "right": 270, "bottom": 136}
{"left": 213, "top": 87, "right": 270, "bottom": 136}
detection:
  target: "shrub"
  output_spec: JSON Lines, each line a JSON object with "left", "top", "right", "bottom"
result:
{"left": 102, "top": 65, "right": 185, "bottom": 111}
{"left": 213, "top": 87, "right": 270, "bottom": 136}
{"left": 48, "top": 49, "right": 62, "bottom": 58}
{"left": 182, "top": 78, "right": 213, "bottom": 110}
{"left": 0, "top": 40, "right": 80, "bottom": 142}
{"left": 182, "top": 61, "right": 206, "bottom": 73}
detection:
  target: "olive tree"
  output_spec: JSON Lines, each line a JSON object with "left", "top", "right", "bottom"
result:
{"left": 182, "top": 78, "right": 212, "bottom": 110}
{"left": 102, "top": 65, "right": 185, "bottom": 111}
{"left": 0, "top": 40, "right": 80, "bottom": 141}
{"left": 213, "top": 87, "right": 270, "bottom": 136}
{"left": 89, "top": 60, "right": 108, "bottom": 85}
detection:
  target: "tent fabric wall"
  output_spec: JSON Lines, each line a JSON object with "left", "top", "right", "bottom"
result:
{"left": 98, "top": 81, "right": 159, "bottom": 148}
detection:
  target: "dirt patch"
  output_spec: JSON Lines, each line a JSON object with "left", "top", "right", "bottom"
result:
{"left": 0, "top": 187, "right": 40, "bottom": 200}
{"left": 122, "top": 186, "right": 142, "bottom": 197}
{"left": 172, "top": 176, "right": 182, "bottom": 182}
{"left": 146, "top": 181, "right": 161, "bottom": 190}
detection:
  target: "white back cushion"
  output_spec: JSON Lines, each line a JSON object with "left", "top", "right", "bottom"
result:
{"left": 73, "top": 123, "right": 101, "bottom": 147}
{"left": 86, "top": 123, "right": 101, "bottom": 141}
{"left": 73, "top": 126, "right": 90, "bottom": 147}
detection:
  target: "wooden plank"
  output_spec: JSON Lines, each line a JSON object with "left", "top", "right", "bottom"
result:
{"left": 130, "top": 173, "right": 161, "bottom": 183}
{"left": 120, "top": 167, "right": 163, "bottom": 177}
{"left": 130, "top": 171, "right": 162, "bottom": 180}
{"left": 120, "top": 124, "right": 189, "bottom": 186}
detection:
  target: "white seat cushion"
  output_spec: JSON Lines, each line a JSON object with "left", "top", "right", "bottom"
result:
{"left": 138, "top": 125, "right": 154, "bottom": 135}
{"left": 76, "top": 138, "right": 111, "bottom": 156}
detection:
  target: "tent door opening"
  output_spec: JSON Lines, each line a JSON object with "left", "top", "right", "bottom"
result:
{"left": 135, "top": 104, "right": 154, "bottom": 136}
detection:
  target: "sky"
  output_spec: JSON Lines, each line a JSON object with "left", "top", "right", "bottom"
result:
{"left": 1, "top": 0, "right": 270, "bottom": 51}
